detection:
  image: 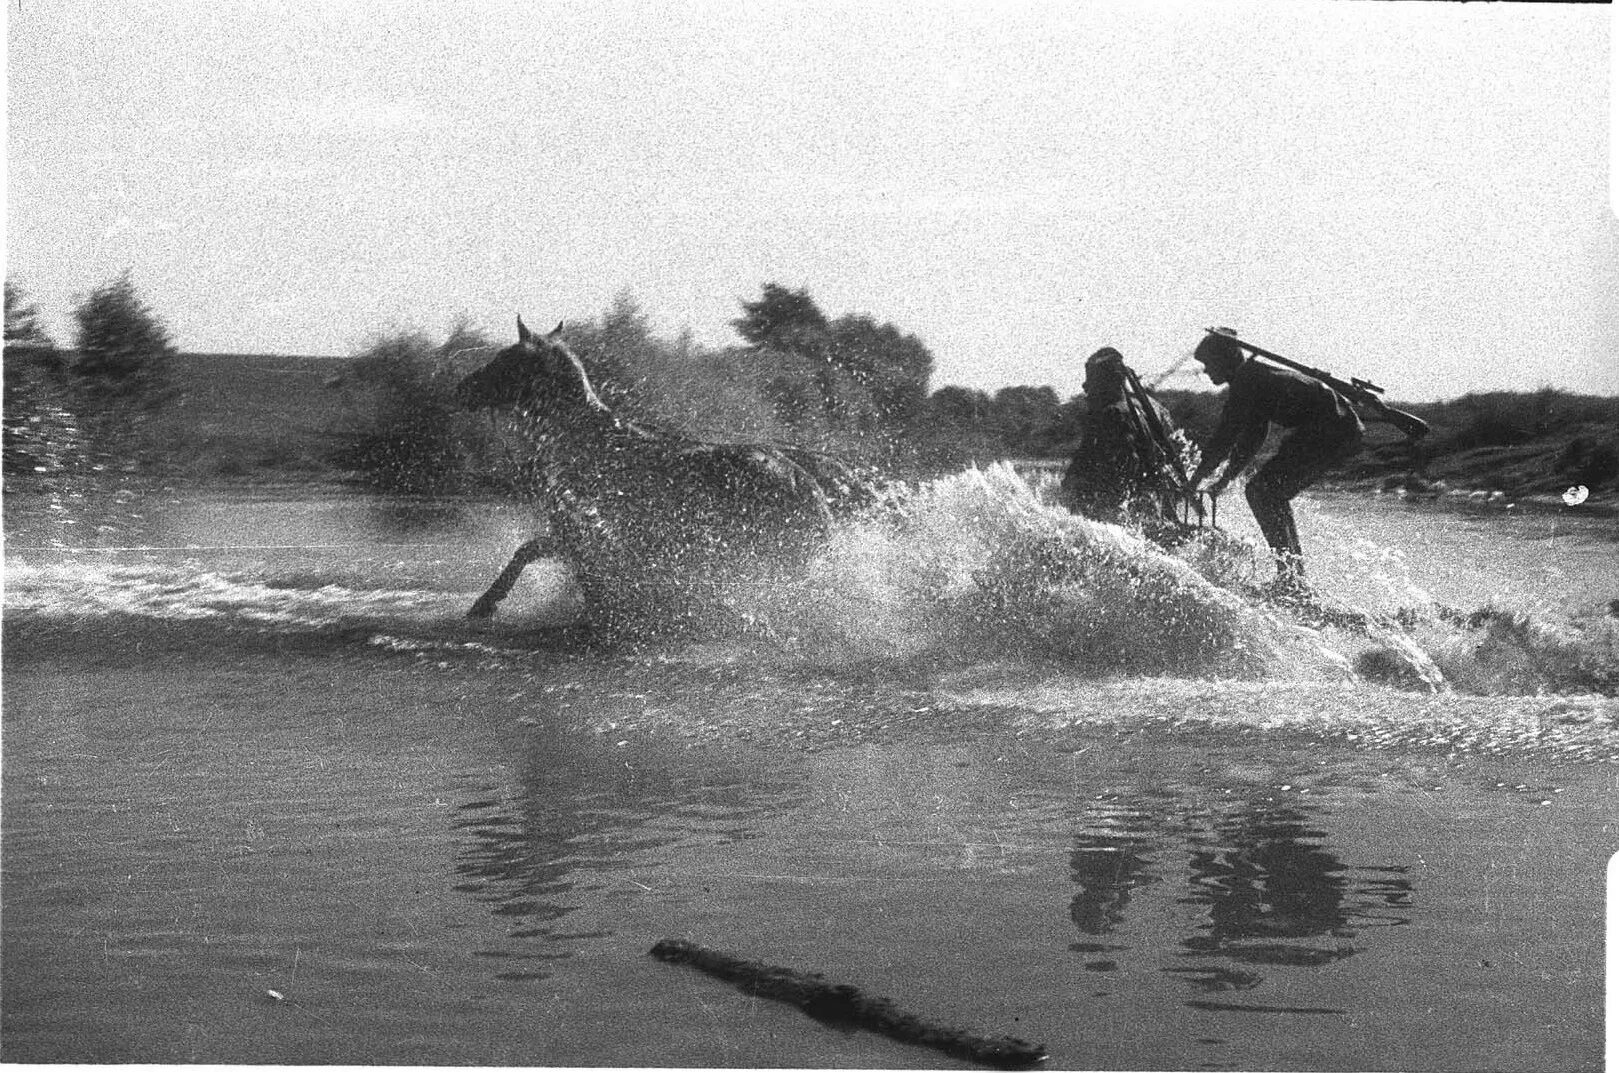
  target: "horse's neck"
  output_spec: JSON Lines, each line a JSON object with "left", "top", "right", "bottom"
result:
{"left": 516, "top": 403, "right": 658, "bottom": 490}
{"left": 517, "top": 396, "right": 617, "bottom": 439}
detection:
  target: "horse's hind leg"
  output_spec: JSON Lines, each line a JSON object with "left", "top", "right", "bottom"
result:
{"left": 469, "top": 538, "right": 547, "bottom": 619}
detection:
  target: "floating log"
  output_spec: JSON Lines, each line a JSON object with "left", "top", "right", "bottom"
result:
{"left": 649, "top": 938, "right": 1048, "bottom": 1070}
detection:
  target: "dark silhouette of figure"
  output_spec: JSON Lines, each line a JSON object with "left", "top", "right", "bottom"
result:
{"left": 1189, "top": 330, "right": 1363, "bottom": 597}
{"left": 1061, "top": 347, "right": 1190, "bottom": 543}
{"left": 1182, "top": 807, "right": 1356, "bottom": 968}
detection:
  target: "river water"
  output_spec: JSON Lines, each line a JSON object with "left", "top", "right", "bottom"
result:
{"left": 3, "top": 469, "right": 1615, "bottom": 1070}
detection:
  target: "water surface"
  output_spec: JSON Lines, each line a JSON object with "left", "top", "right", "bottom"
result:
{"left": 4, "top": 478, "right": 1615, "bottom": 1069}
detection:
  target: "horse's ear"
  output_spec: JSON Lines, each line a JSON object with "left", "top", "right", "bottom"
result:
{"left": 549, "top": 321, "right": 565, "bottom": 337}
{"left": 516, "top": 315, "right": 532, "bottom": 343}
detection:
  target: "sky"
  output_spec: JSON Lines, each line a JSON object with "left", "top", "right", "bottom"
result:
{"left": 5, "top": 0, "right": 1617, "bottom": 402}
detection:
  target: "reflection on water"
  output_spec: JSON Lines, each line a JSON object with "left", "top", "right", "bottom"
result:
{"left": 448, "top": 728, "right": 812, "bottom": 984}
{"left": 1065, "top": 793, "right": 1422, "bottom": 1012}
{"left": 1172, "top": 804, "right": 1417, "bottom": 1017}
{"left": 401, "top": 696, "right": 1605, "bottom": 1070}
{"left": 1068, "top": 806, "right": 1162, "bottom": 942}
{"left": 1182, "top": 807, "right": 1360, "bottom": 976}
{"left": 452, "top": 789, "right": 618, "bottom": 981}
{"left": 440, "top": 671, "right": 1452, "bottom": 1043}
{"left": 3, "top": 624, "right": 1608, "bottom": 1069}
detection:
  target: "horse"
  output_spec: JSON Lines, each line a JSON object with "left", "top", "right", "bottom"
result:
{"left": 454, "top": 317, "right": 876, "bottom": 640}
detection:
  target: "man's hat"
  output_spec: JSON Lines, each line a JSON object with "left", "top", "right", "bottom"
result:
{"left": 1086, "top": 346, "right": 1125, "bottom": 369}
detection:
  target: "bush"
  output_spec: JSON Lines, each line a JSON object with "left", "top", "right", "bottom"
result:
{"left": 1558, "top": 436, "right": 1619, "bottom": 490}
{"left": 1444, "top": 414, "right": 1532, "bottom": 452}
{"left": 4, "top": 281, "right": 73, "bottom": 482}
{"left": 329, "top": 326, "right": 498, "bottom": 494}
{"left": 1, "top": 349, "right": 88, "bottom": 488}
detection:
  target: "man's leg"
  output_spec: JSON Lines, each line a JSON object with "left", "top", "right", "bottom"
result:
{"left": 1244, "top": 476, "right": 1303, "bottom": 579}
{"left": 1246, "top": 425, "right": 1363, "bottom": 588}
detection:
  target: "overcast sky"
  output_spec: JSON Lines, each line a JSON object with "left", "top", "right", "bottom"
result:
{"left": 6, "top": 0, "right": 1616, "bottom": 401}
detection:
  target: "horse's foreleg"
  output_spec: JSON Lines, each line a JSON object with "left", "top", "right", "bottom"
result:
{"left": 469, "top": 538, "right": 548, "bottom": 619}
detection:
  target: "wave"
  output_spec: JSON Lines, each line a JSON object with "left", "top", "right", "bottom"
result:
{"left": 2, "top": 559, "right": 463, "bottom": 627}
{"left": 5, "top": 464, "right": 1615, "bottom": 697}
{"left": 1378, "top": 603, "right": 1619, "bottom": 696}
{"left": 733, "top": 464, "right": 1348, "bottom": 682}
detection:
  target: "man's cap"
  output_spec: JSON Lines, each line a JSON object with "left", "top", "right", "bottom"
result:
{"left": 1194, "top": 329, "right": 1244, "bottom": 365}
{"left": 1086, "top": 346, "right": 1125, "bottom": 369}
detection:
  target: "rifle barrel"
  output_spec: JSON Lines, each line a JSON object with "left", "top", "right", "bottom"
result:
{"left": 1122, "top": 369, "right": 1205, "bottom": 525}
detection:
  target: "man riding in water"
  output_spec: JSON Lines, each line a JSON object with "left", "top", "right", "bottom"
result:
{"left": 1189, "top": 328, "right": 1364, "bottom": 599}
{"left": 1061, "top": 346, "right": 1195, "bottom": 545}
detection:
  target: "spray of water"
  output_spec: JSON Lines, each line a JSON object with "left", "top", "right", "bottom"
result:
{"left": 727, "top": 464, "right": 1348, "bottom": 681}
{"left": 3, "top": 559, "right": 457, "bottom": 625}
{"left": 1389, "top": 603, "right": 1619, "bottom": 696}
{"left": 6, "top": 465, "right": 1614, "bottom": 697}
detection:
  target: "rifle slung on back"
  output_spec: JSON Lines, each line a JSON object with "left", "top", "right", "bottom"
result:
{"left": 1205, "top": 328, "right": 1430, "bottom": 440}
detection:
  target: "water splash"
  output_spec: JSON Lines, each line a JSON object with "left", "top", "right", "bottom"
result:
{"left": 6, "top": 466, "right": 1614, "bottom": 697}
{"left": 732, "top": 464, "right": 1347, "bottom": 681}
{"left": 1388, "top": 603, "right": 1619, "bottom": 696}
{"left": 2, "top": 559, "right": 459, "bottom": 626}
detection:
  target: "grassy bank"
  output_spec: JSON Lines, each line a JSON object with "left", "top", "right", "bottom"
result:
{"left": 1336, "top": 391, "right": 1619, "bottom": 507}
{"left": 152, "top": 352, "right": 354, "bottom": 482}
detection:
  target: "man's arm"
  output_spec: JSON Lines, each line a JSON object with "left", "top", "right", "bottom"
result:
{"left": 1191, "top": 413, "right": 1235, "bottom": 486}
{"left": 1208, "top": 423, "right": 1267, "bottom": 493}
{"left": 1192, "top": 376, "right": 1263, "bottom": 491}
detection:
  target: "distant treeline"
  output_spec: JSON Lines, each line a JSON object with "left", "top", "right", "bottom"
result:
{"left": 5, "top": 276, "right": 1616, "bottom": 500}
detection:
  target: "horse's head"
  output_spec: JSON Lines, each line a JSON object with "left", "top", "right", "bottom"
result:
{"left": 454, "top": 316, "right": 609, "bottom": 414}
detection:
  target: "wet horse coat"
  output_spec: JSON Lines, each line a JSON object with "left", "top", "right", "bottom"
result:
{"left": 455, "top": 318, "right": 874, "bottom": 639}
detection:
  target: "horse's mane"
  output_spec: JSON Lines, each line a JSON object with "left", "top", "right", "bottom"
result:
{"left": 556, "top": 349, "right": 854, "bottom": 467}
{"left": 551, "top": 341, "right": 612, "bottom": 416}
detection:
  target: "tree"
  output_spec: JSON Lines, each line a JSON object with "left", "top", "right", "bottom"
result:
{"left": 828, "top": 313, "right": 935, "bottom": 429}
{"left": 731, "top": 283, "right": 830, "bottom": 355}
{"left": 70, "top": 270, "right": 175, "bottom": 402}
{"left": 332, "top": 324, "right": 501, "bottom": 494}
{"left": 991, "top": 385, "right": 1061, "bottom": 456}
{"left": 5, "top": 281, "right": 56, "bottom": 349}
{"left": 1044, "top": 393, "right": 1087, "bottom": 452}
{"left": 731, "top": 284, "right": 841, "bottom": 431}
{"left": 568, "top": 290, "right": 662, "bottom": 415}
{"left": 928, "top": 385, "right": 994, "bottom": 425}
{"left": 912, "top": 385, "right": 1002, "bottom": 471}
